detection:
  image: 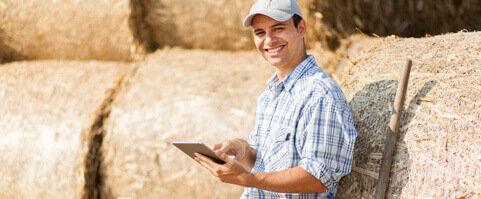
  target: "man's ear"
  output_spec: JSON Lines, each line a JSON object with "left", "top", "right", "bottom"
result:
{"left": 297, "top": 19, "right": 307, "bottom": 37}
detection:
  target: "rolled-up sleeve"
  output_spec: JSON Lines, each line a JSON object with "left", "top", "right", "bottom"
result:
{"left": 248, "top": 129, "right": 259, "bottom": 150}
{"left": 297, "top": 94, "right": 357, "bottom": 188}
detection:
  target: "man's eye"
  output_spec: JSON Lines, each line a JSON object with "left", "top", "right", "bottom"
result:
{"left": 275, "top": 27, "right": 284, "bottom": 31}
{"left": 254, "top": 32, "right": 265, "bottom": 36}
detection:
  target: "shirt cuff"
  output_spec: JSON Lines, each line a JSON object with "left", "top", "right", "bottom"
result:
{"left": 299, "top": 158, "right": 334, "bottom": 189}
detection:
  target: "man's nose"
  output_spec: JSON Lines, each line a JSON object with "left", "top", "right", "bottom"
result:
{"left": 265, "top": 31, "right": 277, "bottom": 46}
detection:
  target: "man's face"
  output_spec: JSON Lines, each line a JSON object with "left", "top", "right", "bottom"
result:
{"left": 251, "top": 14, "right": 306, "bottom": 70}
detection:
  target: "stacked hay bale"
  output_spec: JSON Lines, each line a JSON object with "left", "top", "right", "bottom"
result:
{"left": 0, "top": 0, "right": 335, "bottom": 61}
{"left": 0, "top": 0, "right": 136, "bottom": 61}
{"left": 337, "top": 31, "right": 480, "bottom": 198}
{"left": 100, "top": 49, "right": 274, "bottom": 198}
{"left": 137, "top": 0, "right": 256, "bottom": 50}
{"left": 133, "top": 0, "right": 333, "bottom": 51}
{"left": 307, "top": 0, "right": 481, "bottom": 37}
{"left": 0, "top": 60, "right": 131, "bottom": 198}
{"left": 129, "top": 0, "right": 368, "bottom": 53}
{"left": 0, "top": 29, "right": 25, "bottom": 63}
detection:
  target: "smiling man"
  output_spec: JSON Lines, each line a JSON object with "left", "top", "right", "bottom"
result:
{"left": 194, "top": 0, "right": 357, "bottom": 198}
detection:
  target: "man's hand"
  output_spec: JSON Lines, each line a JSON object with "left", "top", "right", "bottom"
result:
{"left": 195, "top": 139, "right": 326, "bottom": 193}
{"left": 212, "top": 139, "right": 256, "bottom": 170}
{"left": 195, "top": 150, "right": 327, "bottom": 193}
{"left": 212, "top": 139, "right": 247, "bottom": 160}
{"left": 194, "top": 150, "right": 252, "bottom": 186}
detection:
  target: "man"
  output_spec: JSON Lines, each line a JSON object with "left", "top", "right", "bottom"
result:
{"left": 194, "top": 0, "right": 357, "bottom": 198}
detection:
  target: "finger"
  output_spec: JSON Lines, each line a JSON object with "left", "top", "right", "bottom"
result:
{"left": 218, "top": 141, "right": 233, "bottom": 152}
{"left": 195, "top": 152, "right": 212, "bottom": 163}
{"left": 215, "top": 150, "right": 234, "bottom": 165}
{"left": 212, "top": 143, "right": 223, "bottom": 150}
{"left": 195, "top": 157, "right": 218, "bottom": 176}
{"left": 195, "top": 153, "right": 218, "bottom": 172}
{"left": 219, "top": 140, "right": 246, "bottom": 160}
{"left": 195, "top": 153, "right": 220, "bottom": 168}
{"left": 212, "top": 141, "right": 236, "bottom": 158}
{"left": 195, "top": 153, "right": 227, "bottom": 177}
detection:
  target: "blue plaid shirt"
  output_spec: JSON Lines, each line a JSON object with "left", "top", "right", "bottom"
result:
{"left": 241, "top": 55, "right": 357, "bottom": 198}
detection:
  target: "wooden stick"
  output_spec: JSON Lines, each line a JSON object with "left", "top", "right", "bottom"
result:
{"left": 352, "top": 166, "right": 379, "bottom": 180}
{"left": 374, "top": 58, "right": 412, "bottom": 199}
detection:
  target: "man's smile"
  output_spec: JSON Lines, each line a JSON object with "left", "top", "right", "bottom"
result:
{"left": 265, "top": 45, "right": 285, "bottom": 55}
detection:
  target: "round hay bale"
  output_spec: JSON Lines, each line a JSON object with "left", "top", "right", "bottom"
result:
{"left": 308, "top": 34, "right": 376, "bottom": 81}
{"left": 308, "top": 0, "right": 481, "bottom": 37}
{"left": 0, "top": 0, "right": 136, "bottom": 61}
{"left": 137, "top": 0, "right": 331, "bottom": 51}
{"left": 0, "top": 60, "right": 130, "bottom": 198}
{"left": 0, "top": 29, "right": 26, "bottom": 63}
{"left": 101, "top": 49, "right": 275, "bottom": 198}
{"left": 142, "top": 0, "right": 256, "bottom": 50}
{"left": 337, "top": 31, "right": 481, "bottom": 198}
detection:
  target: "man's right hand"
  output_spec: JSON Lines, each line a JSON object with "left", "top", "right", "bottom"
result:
{"left": 212, "top": 139, "right": 256, "bottom": 170}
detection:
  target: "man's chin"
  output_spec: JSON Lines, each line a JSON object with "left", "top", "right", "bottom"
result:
{"left": 266, "top": 58, "right": 283, "bottom": 67}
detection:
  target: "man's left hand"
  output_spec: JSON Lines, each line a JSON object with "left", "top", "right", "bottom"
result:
{"left": 194, "top": 150, "right": 253, "bottom": 186}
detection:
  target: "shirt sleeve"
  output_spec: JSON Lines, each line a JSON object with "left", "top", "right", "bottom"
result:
{"left": 297, "top": 94, "right": 357, "bottom": 189}
{"left": 248, "top": 128, "right": 259, "bottom": 150}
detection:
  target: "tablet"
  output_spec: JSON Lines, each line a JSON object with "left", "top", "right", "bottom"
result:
{"left": 172, "top": 142, "right": 226, "bottom": 164}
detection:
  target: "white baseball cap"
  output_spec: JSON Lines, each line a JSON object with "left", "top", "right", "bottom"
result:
{"left": 243, "top": 0, "right": 303, "bottom": 27}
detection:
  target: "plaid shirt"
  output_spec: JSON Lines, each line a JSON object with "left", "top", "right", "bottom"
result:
{"left": 241, "top": 55, "right": 357, "bottom": 199}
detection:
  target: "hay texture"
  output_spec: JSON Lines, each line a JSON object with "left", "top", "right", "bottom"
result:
{"left": 101, "top": 49, "right": 275, "bottom": 198}
{"left": 0, "top": 0, "right": 351, "bottom": 58}
{"left": 0, "top": 60, "right": 130, "bottom": 198}
{"left": 138, "top": 0, "right": 256, "bottom": 50}
{"left": 337, "top": 31, "right": 481, "bottom": 198}
{"left": 0, "top": 28, "right": 25, "bottom": 63}
{"left": 134, "top": 0, "right": 330, "bottom": 51}
{"left": 307, "top": 0, "right": 481, "bottom": 37}
{"left": 0, "top": 0, "right": 136, "bottom": 61}
{"left": 308, "top": 34, "right": 376, "bottom": 81}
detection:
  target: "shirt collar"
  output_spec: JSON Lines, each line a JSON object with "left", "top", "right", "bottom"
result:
{"left": 266, "top": 55, "right": 316, "bottom": 92}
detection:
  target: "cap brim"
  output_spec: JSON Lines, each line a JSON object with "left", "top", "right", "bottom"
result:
{"left": 243, "top": 10, "right": 295, "bottom": 27}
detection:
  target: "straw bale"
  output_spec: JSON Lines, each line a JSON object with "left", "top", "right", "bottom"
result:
{"left": 337, "top": 31, "right": 481, "bottom": 198}
{"left": 309, "top": 34, "right": 376, "bottom": 81}
{"left": 0, "top": 29, "right": 26, "bottom": 63}
{"left": 138, "top": 0, "right": 256, "bottom": 50}
{"left": 0, "top": 0, "right": 136, "bottom": 61}
{"left": 307, "top": 0, "right": 481, "bottom": 38}
{"left": 135, "top": 0, "right": 334, "bottom": 51}
{"left": 0, "top": 60, "right": 130, "bottom": 198}
{"left": 100, "top": 49, "right": 277, "bottom": 198}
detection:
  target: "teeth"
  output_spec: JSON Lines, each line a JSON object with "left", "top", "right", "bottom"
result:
{"left": 267, "top": 46, "right": 282, "bottom": 53}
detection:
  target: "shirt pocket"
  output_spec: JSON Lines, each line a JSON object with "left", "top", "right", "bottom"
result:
{"left": 271, "top": 127, "right": 291, "bottom": 143}
{"left": 265, "top": 127, "right": 293, "bottom": 171}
